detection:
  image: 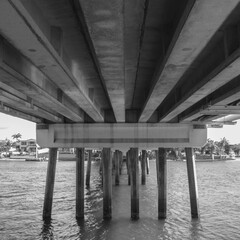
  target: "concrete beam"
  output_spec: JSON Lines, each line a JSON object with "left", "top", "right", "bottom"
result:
{"left": 0, "top": 0, "right": 104, "bottom": 122}
{"left": 139, "top": 0, "right": 239, "bottom": 122}
{"left": 180, "top": 74, "right": 240, "bottom": 122}
{"left": 0, "top": 90, "right": 62, "bottom": 123}
{"left": 0, "top": 37, "right": 84, "bottom": 122}
{"left": 36, "top": 123, "right": 207, "bottom": 149}
{"left": 160, "top": 47, "right": 240, "bottom": 122}
{"left": 0, "top": 103, "right": 42, "bottom": 123}
{"left": 79, "top": 0, "right": 125, "bottom": 122}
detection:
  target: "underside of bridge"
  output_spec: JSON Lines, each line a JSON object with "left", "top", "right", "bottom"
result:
{"left": 0, "top": 0, "right": 239, "bottom": 127}
{"left": 1, "top": 0, "right": 240, "bottom": 220}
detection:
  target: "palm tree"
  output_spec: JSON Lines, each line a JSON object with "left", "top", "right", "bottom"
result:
{"left": 11, "top": 133, "right": 22, "bottom": 142}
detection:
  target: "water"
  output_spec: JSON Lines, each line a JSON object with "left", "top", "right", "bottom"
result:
{"left": 1, "top": 159, "right": 240, "bottom": 240}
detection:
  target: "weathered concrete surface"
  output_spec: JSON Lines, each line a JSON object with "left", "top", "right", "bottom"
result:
{"left": 36, "top": 123, "right": 207, "bottom": 149}
{"left": 160, "top": 49, "right": 240, "bottom": 122}
{"left": 0, "top": 0, "right": 104, "bottom": 122}
{"left": 80, "top": 0, "right": 125, "bottom": 122}
{"left": 139, "top": 0, "right": 239, "bottom": 122}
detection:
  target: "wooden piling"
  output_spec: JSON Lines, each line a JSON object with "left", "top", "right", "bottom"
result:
{"left": 156, "top": 148, "right": 167, "bottom": 219}
{"left": 129, "top": 148, "right": 139, "bottom": 220}
{"left": 102, "top": 148, "right": 112, "bottom": 219}
{"left": 141, "top": 150, "right": 147, "bottom": 185}
{"left": 43, "top": 148, "right": 58, "bottom": 219}
{"left": 76, "top": 148, "right": 85, "bottom": 219}
{"left": 86, "top": 150, "right": 92, "bottom": 187}
{"left": 185, "top": 147, "right": 199, "bottom": 218}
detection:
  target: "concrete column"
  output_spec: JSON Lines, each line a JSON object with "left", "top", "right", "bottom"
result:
{"left": 86, "top": 150, "right": 92, "bottom": 187}
{"left": 115, "top": 150, "right": 120, "bottom": 185}
{"left": 156, "top": 148, "right": 167, "bottom": 219}
{"left": 43, "top": 148, "right": 58, "bottom": 219}
{"left": 102, "top": 148, "right": 112, "bottom": 219}
{"left": 129, "top": 148, "right": 139, "bottom": 220}
{"left": 119, "top": 151, "right": 123, "bottom": 175}
{"left": 76, "top": 148, "right": 85, "bottom": 219}
{"left": 185, "top": 147, "right": 199, "bottom": 218}
{"left": 146, "top": 153, "right": 150, "bottom": 174}
{"left": 141, "top": 150, "right": 147, "bottom": 185}
{"left": 126, "top": 151, "right": 131, "bottom": 185}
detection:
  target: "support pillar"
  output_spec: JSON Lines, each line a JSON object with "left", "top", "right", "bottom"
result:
{"left": 129, "top": 148, "right": 139, "bottom": 220}
{"left": 102, "top": 148, "right": 112, "bottom": 219}
{"left": 119, "top": 151, "right": 123, "bottom": 175}
{"left": 156, "top": 148, "right": 167, "bottom": 219}
{"left": 86, "top": 150, "right": 92, "bottom": 187}
{"left": 115, "top": 150, "right": 120, "bottom": 185}
{"left": 76, "top": 148, "right": 85, "bottom": 219}
{"left": 141, "top": 150, "right": 147, "bottom": 185}
{"left": 146, "top": 153, "right": 149, "bottom": 174}
{"left": 185, "top": 147, "right": 199, "bottom": 218}
{"left": 126, "top": 151, "right": 131, "bottom": 185}
{"left": 43, "top": 148, "right": 58, "bottom": 219}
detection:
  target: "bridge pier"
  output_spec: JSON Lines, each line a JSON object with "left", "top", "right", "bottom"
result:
{"left": 37, "top": 123, "right": 206, "bottom": 220}
{"left": 76, "top": 148, "right": 85, "bottom": 219}
{"left": 86, "top": 150, "right": 92, "bottom": 188}
{"left": 43, "top": 148, "right": 58, "bottom": 219}
{"left": 102, "top": 148, "right": 112, "bottom": 219}
{"left": 185, "top": 147, "right": 199, "bottom": 218}
{"left": 156, "top": 148, "right": 167, "bottom": 219}
{"left": 129, "top": 148, "right": 139, "bottom": 220}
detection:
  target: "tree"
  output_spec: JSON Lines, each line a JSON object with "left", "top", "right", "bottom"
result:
{"left": 4, "top": 138, "right": 11, "bottom": 151}
{"left": 217, "top": 137, "right": 230, "bottom": 155}
{"left": 201, "top": 138, "right": 219, "bottom": 159}
{"left": 11, "top": 133, "right": 22, "bottom": 142}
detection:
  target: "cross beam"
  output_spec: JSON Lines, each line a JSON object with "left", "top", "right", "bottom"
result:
{"left": 37, "top": 123, "right": 207, "bottom": 150}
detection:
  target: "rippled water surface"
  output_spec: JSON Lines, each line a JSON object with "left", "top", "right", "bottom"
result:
{"left": 1, "top": 159, "right": 240, "bottom": 239}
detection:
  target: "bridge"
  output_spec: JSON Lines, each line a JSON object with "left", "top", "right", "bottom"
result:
{"left": 0, "top": 0, "right": 240, "bottom": 220}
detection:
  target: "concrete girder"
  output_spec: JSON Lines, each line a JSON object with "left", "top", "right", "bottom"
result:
{"left": 0, "top": 0, "right": 104, "bottom": 122}
{"left": 180, "top": 74, "right": 240, "bottom": 122}
{"left": 159, "top": 47, "right": 240, "bottom": 122}
{"left": 79, "top": 0, "right": 125, "bottom": 122}
{"left": 139, "top": 0, "right": 239, "bottom": 122}
{"left": 0, "top": 90, "right": 62, "bottom": 123}
{"left": 0, "top": 37, "right": 84, "bottom": 122}
{"left": 0, "top": 103, "right": 42, "bottom": 123}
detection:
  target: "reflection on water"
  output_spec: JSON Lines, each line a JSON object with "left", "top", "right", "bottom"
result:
{"left": 1, "top": 159, "right": 240, "bottom": 239}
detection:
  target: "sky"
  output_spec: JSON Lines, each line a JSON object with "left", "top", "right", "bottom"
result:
{"left": 0, "top": 112, "right": 240, "bottom": 144}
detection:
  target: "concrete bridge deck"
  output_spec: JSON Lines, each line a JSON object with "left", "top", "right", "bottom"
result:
{"left": 0, "top": 0, "right": 239, "bottom": 125}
